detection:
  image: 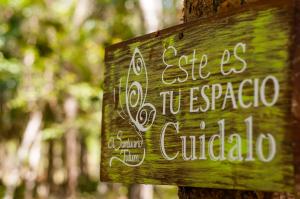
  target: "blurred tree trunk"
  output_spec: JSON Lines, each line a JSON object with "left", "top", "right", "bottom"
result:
{"left": 141, "top": 185, "right": 154, "bottom": 199}
{"left": 80, "top": 137, "right": 88, "bottom": 177}
{"left": 128, "top": 185, "right": 140, "bottom": 199}
{"left": 139, "top": 0, "right": 163, "bottom": 33}
{"left": 11, "top": 110, "right": 43, "bottom": 199}
{"left": 178, "top": 0, "right": 293, "bottom": 199}
{"left": 47, "top": 140, "right": 54, "bottom": 192}
{"left": 64, "top": 97, "right": 79, "bottom": 199}
{"left": 73, "top": 0, "right": 94, "bottom": 28}
{"left": 129, "top": 184, "right": 153, "bottom": 199}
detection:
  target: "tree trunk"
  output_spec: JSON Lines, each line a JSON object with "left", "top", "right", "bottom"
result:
{"left": 79, "top": 136, "right": 88, "bottom": 177}
{"left": 128, "top": 184, "right": 154, "bottom": 199}
{"left": 139, "top": 0, "right": 163, "bottom": 33}
{"left": 178, "top": 0, "right": 294, "bottom": 199}
{"left": 129, "top": 184, "right": 140, "bottom": 199}
{"left": 47, "top": 139, "right": 54, "bottom": 193}
{"left": 18, "top": 110, "right": 43, "bottom": 199}
{"left": 64, "top": 97, "right": 79, "bottom": 199}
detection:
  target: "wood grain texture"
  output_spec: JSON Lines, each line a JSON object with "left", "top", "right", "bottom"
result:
{"left": 101, "top": 0, "right": 298, "bottom": 193}
{"left": 292, "top": 0, "right": 300, "bottom": 197}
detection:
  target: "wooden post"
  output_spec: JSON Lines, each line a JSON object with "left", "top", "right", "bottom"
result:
{"left": 292, "top": 1, "right": 300, "bottom": 198}
{"left": 177, "top": 0, "right": 299, "bottom": 199}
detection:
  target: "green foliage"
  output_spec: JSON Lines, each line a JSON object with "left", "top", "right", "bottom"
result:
{"left": 0, "top": 0, "right": 141, "bottom": 195}
{"left": 0, "top": 0, "right": 141, "bottom": 139}
{"left": 0, "top": 0, "right": 180, "bottom": 198}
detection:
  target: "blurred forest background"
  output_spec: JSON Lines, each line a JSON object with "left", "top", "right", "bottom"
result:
{"left": 0, "top": 0, "right": 182, "bottom": 198}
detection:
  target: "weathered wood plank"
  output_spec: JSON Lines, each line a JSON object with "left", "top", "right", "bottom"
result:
{"left": 101, "top": 0, "right": 298, "bottom": 193}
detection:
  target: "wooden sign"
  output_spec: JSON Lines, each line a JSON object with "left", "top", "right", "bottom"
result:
{"left": 101, "top": 0, "right": 300, "bottom": 192}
